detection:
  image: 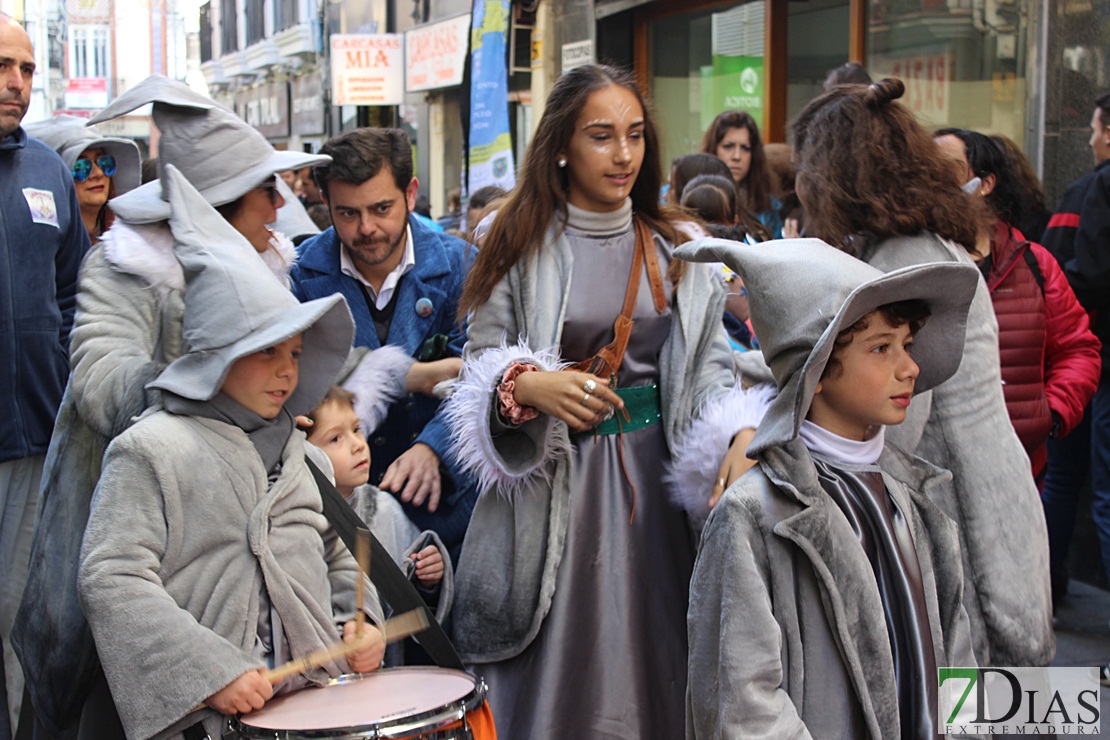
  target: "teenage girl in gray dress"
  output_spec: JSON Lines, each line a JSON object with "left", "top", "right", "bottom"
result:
{"left": 445, "top": 64, "right": 761, "bottom": 740}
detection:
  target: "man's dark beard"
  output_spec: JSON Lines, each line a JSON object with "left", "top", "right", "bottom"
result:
{"left": 347, "top": 211, "right": 407, "bottom": 267}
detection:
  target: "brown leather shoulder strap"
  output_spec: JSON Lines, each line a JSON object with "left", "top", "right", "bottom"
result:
{"left": 618, "top": 221, "right": 646, "bottom": 320}
{"left": 566, "top": 215, "right": 669, "bottom": 383}
{"left": 635, "top": 216, "right": 669, "bottom": 314}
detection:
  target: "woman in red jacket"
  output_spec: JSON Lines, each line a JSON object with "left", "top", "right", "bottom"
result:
{"left": 934, "top": 127, "right": 1101, "bottom": 483}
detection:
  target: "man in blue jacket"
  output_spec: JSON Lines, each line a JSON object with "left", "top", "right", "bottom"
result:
{"left": 0, "top": 12, "right": 89, "bottom": 730}
{"left": 290, "top": 128, "right": 477, "bottom": 562}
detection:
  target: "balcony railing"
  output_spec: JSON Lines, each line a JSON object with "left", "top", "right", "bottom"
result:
{"left": 274, "top": 0, "right": 297, "bottom": 34}
{"left": 219, "top": 0, "right": 238, "bottom": 54}
{"left": 245, "top": 0, "right": 265, "bottom": 46}
{"left": 199, "top": 1, "right": 213, "bottom": 62}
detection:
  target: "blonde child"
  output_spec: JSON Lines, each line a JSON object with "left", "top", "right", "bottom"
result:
{"left": 306, "top": 387, "right": 452, "bottom": 605}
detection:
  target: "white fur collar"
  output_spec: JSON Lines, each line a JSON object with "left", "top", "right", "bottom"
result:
{"left": 102, "top": 220, "right": 295, "bottom": 292}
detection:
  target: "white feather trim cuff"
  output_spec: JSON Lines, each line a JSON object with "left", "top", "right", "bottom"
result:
{"left": 666, "top": 381, "right": 777, "bottom": 518}
{"left": 342, "top": 345, "right": 415, "bottom": 435}
{"left": 443, "top": 338, "right": 568, "bottom": 501}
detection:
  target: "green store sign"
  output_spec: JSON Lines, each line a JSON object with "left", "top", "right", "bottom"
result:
{"left": 701, "top": 55, "right": 764, "bottom": 129}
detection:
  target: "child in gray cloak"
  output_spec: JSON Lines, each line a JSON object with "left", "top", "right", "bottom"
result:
{"left": 78, "top": 165, "right": 385, "bottom": 740}
{"left": 304, "top": 386, "right": 454, "bottom": 666}
{"left": 680, "top": 237, "right": 980, "bottom": 739}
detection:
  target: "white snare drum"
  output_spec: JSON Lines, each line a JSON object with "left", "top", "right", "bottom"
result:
{"left": 232, "top": 667, "right": 487, "bottom": 739}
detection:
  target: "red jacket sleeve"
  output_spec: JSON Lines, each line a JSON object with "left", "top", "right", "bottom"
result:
{"left": 1033, "top": 243, "right": 1102, "bottom": 435}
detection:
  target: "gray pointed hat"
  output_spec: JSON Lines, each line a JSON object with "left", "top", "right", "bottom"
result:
{"left": 147, "top": 164, "right": 354, "bottom": 416}
{"left": 89, "top": 75, "right": 330, "bottom": 223}
{"left": 25, "top": 114, "right": 142, "bottom": 195}
{"left": 272, "top": 176, "right": 321, "bottom": 242}
{"left": 676, "top": 237, "right": 980, "bottom": 454}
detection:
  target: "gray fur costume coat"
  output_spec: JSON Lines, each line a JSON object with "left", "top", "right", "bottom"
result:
{"left": 687, "top": 438, "right": 977, "bottom": 739}
{"left": 445, "top": 223, "right": 760, "bottom": 662}
{"left": 730, "top": 233, "right": 1053, "bottom": 668}
{"left": 12, "top": 220, "right": 296, "bottom": 733}
{"left": 860, "top": 234, "right": 1053, "bottom": 667}
{"left": 79, "top": 411, "right": 378, "bottom": 740}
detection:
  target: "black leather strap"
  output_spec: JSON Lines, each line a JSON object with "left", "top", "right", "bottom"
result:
{"left": 308, "top": 458, "right": 465, "bottom": 670}
{"left": 181, "top": 722, "right": 210, "bottom": 740}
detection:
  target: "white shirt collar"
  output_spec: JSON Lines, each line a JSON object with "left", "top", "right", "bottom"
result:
{"left": 799, "top": 419, "right": 885, "bottom": 465}
{"left": 339, "top": 224, "right": 416, "bottom": 310}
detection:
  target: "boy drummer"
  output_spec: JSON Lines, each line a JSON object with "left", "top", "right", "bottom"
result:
{"left": 79, "top": 166, "right": 383, "bottom": 739}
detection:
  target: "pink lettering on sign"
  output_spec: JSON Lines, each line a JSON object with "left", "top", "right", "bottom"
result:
{"left": 344, "top": 50, "right": 393, "bottom": 68}
{"left": 888, "top": 53, "right": 949, "bottom": 122}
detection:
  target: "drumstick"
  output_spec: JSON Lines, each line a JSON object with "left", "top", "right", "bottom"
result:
{"left": 192, "top": 609, "right": 431, "bottom": 711}
{"left": 355, "top": 527, "right": 370, "bottom": 636}
{"left": 264, "top": 608, "right": 430, "bottom": 684}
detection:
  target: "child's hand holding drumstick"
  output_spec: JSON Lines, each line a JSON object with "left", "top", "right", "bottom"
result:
{"left": 342, "top": 620, "right": 385, "bottom": 673}
{"left": 206, "top": 670, "right": 273, "bottom": 715}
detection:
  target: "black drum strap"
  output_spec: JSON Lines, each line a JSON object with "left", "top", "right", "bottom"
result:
{"left": 308, "top": 458, "right": 465, "bottom": 670}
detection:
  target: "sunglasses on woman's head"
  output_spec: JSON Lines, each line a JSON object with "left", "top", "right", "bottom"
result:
{"left": 72, "top": 155, "right": 117, "bottom": 182}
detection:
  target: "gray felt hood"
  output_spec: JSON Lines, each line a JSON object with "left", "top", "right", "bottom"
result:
{"left": 676, "top": 237, "right": 979, "bottom": 454}
{"left": 147, "top": 164, "right": 353, "bottom": 416}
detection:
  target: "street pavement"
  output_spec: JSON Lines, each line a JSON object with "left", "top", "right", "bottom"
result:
{"left": 1052, "top": 580, "right": 1110, "bottom": 709}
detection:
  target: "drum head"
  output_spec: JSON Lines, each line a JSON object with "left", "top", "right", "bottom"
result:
{"left": 235, "top": 667, "right": 483, "bottom": 738}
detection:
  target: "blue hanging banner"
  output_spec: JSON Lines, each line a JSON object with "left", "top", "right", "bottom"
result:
{"left": 467, "top": 0, "right": 516, "bottom": 194}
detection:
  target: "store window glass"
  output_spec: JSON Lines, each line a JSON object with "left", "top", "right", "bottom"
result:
{"left": 648, "top": 1, "right": 766, "bottom": 170}
{"left": 786, "top": 0, "right": 850, "bottom": 124}
{"left": 868, "top": 0, "right": 1029, "bottom": 147}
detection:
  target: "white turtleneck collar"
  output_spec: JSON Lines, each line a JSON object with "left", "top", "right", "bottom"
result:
{"left": 565, "top": 198, "right": 633, "bottom": 235}
{"left": 799, "top": 419, "right": 885, "bottom": 465}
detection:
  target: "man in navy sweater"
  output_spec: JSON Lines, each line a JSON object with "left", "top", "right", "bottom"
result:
{"left": 0, "top": 13, "right": 89, "bottom": 731}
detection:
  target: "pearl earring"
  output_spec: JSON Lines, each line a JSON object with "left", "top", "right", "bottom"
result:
{"left": 557, "top": 157, "right": 567, "bottom": 168}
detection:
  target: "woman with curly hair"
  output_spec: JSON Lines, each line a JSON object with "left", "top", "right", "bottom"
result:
{"left": 446, "top": 64, "right": 756, "bottom": 739}
{"left": 700, "top": 109, "right": 783, "bottom": 237}
{"left": 991, "top": 133, "right": 1053, "bottom": 243}
{"left": 785, "top": 78, "right": 1054, "bottom": 667}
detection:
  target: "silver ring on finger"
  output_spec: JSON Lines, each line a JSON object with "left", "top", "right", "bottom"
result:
{"left": 583, "top": 379, "right": 597, "bottom": 395}
{"left": 600, "top": 404, "right": 615, "bottom": 422}
{"left": 583, "top": 393, "right": 592, "bottom": 404}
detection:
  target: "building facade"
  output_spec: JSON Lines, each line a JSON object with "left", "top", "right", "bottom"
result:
{"left": 546, "top": 0, "right": 1107, "bottom": 206}
{"left": 196, "top": 0, "right": 1107, "bottom": 227}
{"left": 199, "top": 0, "right": 541, "bottom": 219}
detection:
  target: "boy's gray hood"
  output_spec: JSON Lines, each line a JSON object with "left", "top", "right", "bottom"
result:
{"left": 147, "top": 164, "right": 353, "bottom": 416}
{"left": 24, "top": 114, "right": 142, "bottom": 195}
{"left": 676, "top": 237, "right": 979, "bottom": 454}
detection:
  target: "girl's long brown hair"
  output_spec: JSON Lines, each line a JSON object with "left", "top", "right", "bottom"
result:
{"left": 699, "top": 110, "right": 773, "bottom": 215}
{"left": 459, "top": 64, "right": 688, "bottom": 315}
{"left": 790, "top": 78, "right": 983, "bottom": 253}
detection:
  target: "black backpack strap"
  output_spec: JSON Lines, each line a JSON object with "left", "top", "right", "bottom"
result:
{"left": 307, "top": 458, "right": 465, "bottom": 670}
{"left": 1022, "top": 247, "right": 1046, "bottom": 296}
